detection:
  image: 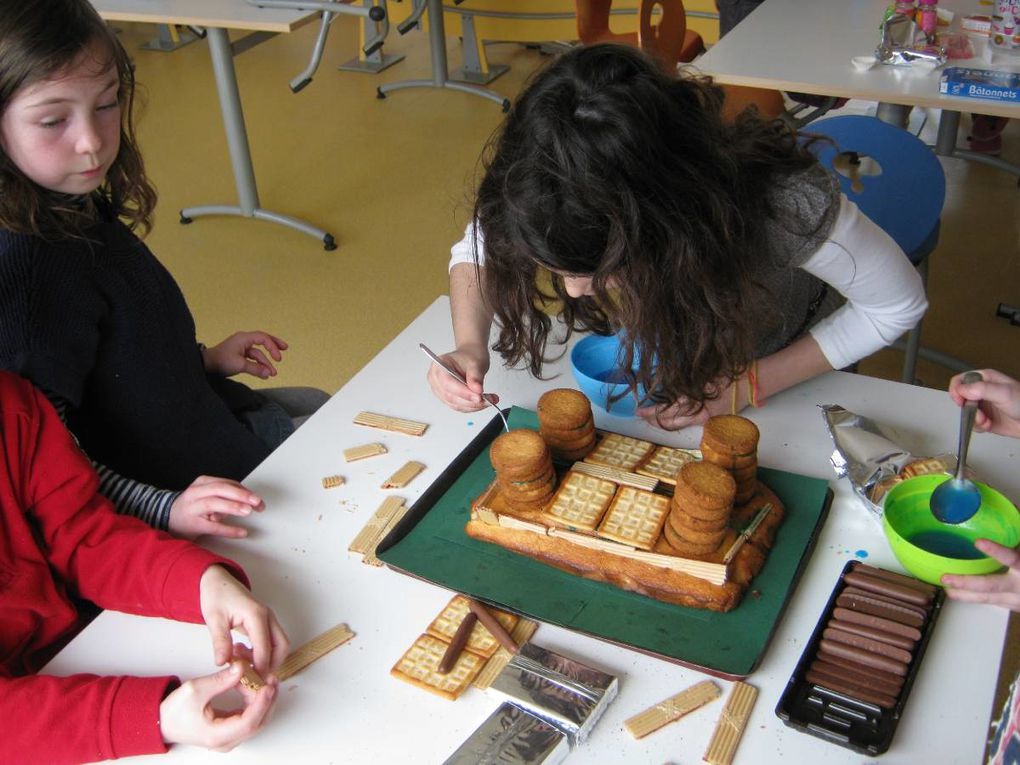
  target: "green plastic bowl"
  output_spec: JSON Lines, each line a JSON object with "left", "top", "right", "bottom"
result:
{"left": 883, "top": 475, "right": 1020, "bottom": 585}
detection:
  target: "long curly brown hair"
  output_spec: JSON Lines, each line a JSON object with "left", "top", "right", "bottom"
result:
{"left": 473, "top": 43, "right": 829, "bottom": 419}
{"left": 0, "top": 0, "right": 156, "bottom": 239}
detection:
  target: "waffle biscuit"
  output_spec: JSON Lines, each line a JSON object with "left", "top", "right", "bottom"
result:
{"left": 426, "top": 595, "right": 520, "bottom": 659}
{"left": 390, "top": 633, "right": 484, "bottom": 700}
{"left": 674, "top": 461, "right": 736, "bottom": 511}
{"left": 537, "top": 388, "right": 593, "bottom": 430}
{"left": 668, "top": 506, "right": 729, "bottom": 532}
{"left": 585, "top": 432, "right": 655, "bottom": 471}
{"left": 543, "top": 470, "right": 616, "bottom": 531}
{"left": 635, "top": 446, "right": 700, "bottom": 484}
{"left": 596, "top": 487, "right": 670, "bottom": 551}
{"left": 667, "top": 511, "right": 729, "bottom": 546}
{"left": 661, "top": 521, "right": 727, "bottom": 556}
{"left": 701, "top": 414, "right": 760, "bottom": 456}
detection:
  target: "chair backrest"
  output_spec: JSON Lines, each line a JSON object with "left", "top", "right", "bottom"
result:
{"left": 574, "top": 0, "right": 705, "bottom": 69}
{"left": 808, "top": 115, "right": 946, "bottom": 262}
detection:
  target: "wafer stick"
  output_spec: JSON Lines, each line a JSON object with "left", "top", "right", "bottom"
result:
{"left": 381, "top": 460, "right": 425, "bottom": 489}
{"left": 349, "top": 496, "right": 407, "bottom": 565}
{"left": 703, "top": 681, "right": 757, "bottom": 765}
{"left": 277, "top": 623, "right": 355, "bottom": 682}
{"left": 321, "top": 474, "right": 345, "bottom": 489}
{"left": 624, "top": 680, "right": 721, "bottom": 739}
{"left": 438, "top": 612, "right": 478, "bottom": 675}
{"left": 364, "top": 499, "right": 410, "bottom": 567}
{"left": 344, "top": 442, "right": 387, "bottom": 462}
{"left": 572, "top": 461, "right": 659, "bottom": 491}
{"left": 467, "top": 599, "right": 519, "bottom": 654}
{"left": 237, "top": 660, "right": 266, "bottom": 691}
{"left": 722, "top": 503, "right": 773, "bottom": 564}
{"left": 353, "top": 411, "right": 428, "bottom": 437}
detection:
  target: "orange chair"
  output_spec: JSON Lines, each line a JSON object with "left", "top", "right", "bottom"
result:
{"left": 575, "top": 0, "right": 706, "bottom": 70}
{"left": 575, "top": 0, "right": 785, "bottom": 121}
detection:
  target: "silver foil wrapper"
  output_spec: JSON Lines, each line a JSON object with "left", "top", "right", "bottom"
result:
{"left": 822, "top": 404, "right": 956, "bottom": 519}
{"left": 443, "top": 704, "right": 570, "bottom": 765}
{"left": 488, "top": 642, "right": 619, "bottom": 745}
{"left": 876, "top": 13, "right": 947, "bottom": 66}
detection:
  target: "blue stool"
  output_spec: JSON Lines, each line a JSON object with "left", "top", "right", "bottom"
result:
{"left": 809, "top": 115, "right": 968, "bottom": 384}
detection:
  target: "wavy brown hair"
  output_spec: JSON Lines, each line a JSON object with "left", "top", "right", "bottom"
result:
{"left": 473, "top": 44, "right": 828, "bottom": 421}
{"left": 0, "top": 0, "right": 155, "bottom": 238}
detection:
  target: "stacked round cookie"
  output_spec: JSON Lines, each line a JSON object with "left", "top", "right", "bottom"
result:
{"left": 700, "top": 415, "right": 760, "bottom": 505}
{"left": 489, "top": 429, "right": 557, "bottom": 511}
{"left": 536, "top": 388, "right": 597, "bottom": 462}
{"left": 664, "top": 460, "right": 735, "bottom": 556}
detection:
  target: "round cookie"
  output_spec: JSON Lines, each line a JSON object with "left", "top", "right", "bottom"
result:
{"left": 662, "top": 522, "right": 726, "bottom": 556}
{"left": 667, "top": 512, "right": 728, "bottom": 546}
{"left": 537, "top": 388, "right": 594, "bottom": 430}
{"left": 674, "top": 461, "right": 736, "bottom": 510}
{"left": 701, "top": 414, "right": 760, "bottom": 457}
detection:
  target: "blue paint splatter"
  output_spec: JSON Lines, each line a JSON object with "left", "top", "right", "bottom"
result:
{"left": 854, "top": 549, "right": 869, "bottom": 559}
{"left": 467, "top": 421, "right": 474, "bottom": 427}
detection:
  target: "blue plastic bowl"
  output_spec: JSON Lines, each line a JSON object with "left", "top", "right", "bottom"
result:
{"left": 570, "top": 334, "right": 647, "bottom": 417}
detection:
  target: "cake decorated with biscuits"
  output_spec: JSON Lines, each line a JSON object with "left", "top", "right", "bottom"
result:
{"left": 465, "top": 390, "right": 785, "bottom": 613}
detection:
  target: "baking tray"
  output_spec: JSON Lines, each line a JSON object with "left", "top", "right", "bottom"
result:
{"left": 377, "top": 407, "right": 832, "bottom": 678}
{"left": 775, "top": 559, "right": 945, "bottom": 755}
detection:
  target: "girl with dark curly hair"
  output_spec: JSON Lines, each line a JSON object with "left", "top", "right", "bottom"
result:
{"left": 427, "top": 43, "right": 927, "bottom": 430}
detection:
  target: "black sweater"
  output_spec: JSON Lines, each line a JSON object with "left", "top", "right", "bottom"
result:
{"left": 0, "top": 213, "right": 269, "bottom": 490}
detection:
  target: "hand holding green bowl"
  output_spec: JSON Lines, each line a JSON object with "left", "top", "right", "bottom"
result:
{"left": 883, "top": 475, "right": 1020, "bottom": 586}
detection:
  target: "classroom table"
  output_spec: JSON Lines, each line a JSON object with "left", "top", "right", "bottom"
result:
{"left": 695, "top": 0, "right": 1020, "bottom": 173}
{"left": 47, "top": 297, "right": 1014, "bottom": 763}
{"left": 91, "top": 1, "right": 337, "bottom": 249}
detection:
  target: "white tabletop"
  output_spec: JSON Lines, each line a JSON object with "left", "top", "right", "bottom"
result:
{"left": 91, "top": 0, "right": 316, "bottom": 33}
{"left": 47, "top": 297, "right": 1014, "bottom": 763}
{"left": 696, "top": 0, "right": 1020, "bottom": 120}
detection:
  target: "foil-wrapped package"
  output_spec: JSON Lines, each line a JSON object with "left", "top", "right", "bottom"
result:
{"left": 488, "top": 642, "right": 618, "bottom": 745}
{"left": 822, "top": 404, "right": 956, "bottom": 519}
{"left": 444, "top": 704, "right": 570, "bottom": 765}
{"left": 876, "top": 13, "right": 947, "bottom": 66}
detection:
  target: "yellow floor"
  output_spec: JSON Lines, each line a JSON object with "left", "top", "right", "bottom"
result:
{"left": 116, "top": 15, "right": 1019, "bottom": 736}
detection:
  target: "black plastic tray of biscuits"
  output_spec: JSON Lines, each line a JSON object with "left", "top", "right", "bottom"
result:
{"left": 775, "top": 559, "right": 944, "bottom": 756}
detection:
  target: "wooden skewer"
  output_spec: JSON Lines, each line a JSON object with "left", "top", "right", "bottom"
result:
{"left": 467, "top": 598, "right": 519, "bottom": 654}
{"left": 438, "top": 612, "right": 478, "bottom": 675}
{"left": 722, "top": 503, "right": 773, "bottom": 564}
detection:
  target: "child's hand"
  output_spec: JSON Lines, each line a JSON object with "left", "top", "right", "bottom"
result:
{"left": 203, "top": 332, "right": 288, "bottom": 379}
{"left": 199, "top": 566, "right": 289, "bottom": 676}
{"left": 948, "top": 369, "right": 1020, "bottom": 439}
{"left": 942, "top": 539, "right": 1020, "bottom": 611}
{"left": 159, "top": 655, "right": 278, "bottom": 751}
{"left": 426, "top": 347, "right": 493, "bottom": 413}
{"left": 169, "top": 476, "right": 265, "bottom": 540}
{"left": 636, "top": 379, "right": 738, "bottom": 430}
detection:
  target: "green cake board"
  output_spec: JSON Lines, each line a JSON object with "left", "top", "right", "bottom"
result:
{"left": 378, "top": 407, "right": 831, "bottom": 678}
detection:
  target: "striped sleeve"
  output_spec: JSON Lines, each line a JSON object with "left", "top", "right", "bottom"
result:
{"left": 43, "top": 390, "right": 179, "bottom": 531}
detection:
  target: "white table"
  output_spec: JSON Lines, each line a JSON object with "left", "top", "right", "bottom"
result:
{"left": 696, "top": 0, "right": 1020, "bottom": 173}
{"left": 48, "top": 297, "right": 1013, "bottom": 763}
{"left": 92, "top": 1, "right": 337, "bottom": 249}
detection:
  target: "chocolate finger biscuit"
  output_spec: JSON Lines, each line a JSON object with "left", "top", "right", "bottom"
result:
{"left": 844, "top": 570, "right": 934, "bottom": 607}
{"left": 810, "top": 655, "right": 905, "bottom": 694}
{"left": 818, "top": 639, "right": 908, "bottom": 677}
{"left": 836, "top": 591, "right": 925, "bottom": 629}
{"left": 831, "top": 607, "right": 922, "bottom": 641}
{"left": 806, "top": 668, "right": 898, "bottom": 709}
{"left": 828, "top": 617, "right": 917, "bottom": 651}
{"left": 821, "top": 626, "right": 913, "bottom": 665}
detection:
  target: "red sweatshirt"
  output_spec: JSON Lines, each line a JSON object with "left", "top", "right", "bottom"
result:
{"left": 0, "top": 372, "right": 248, "bottom": 763}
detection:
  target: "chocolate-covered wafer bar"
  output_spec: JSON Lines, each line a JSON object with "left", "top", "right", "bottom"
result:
{"left": 811, "top": 657, "right": 904, "bottom": 696}
{"left": 835, "top": 592, "right": 925, "bottom": 629}
{"left": 840, "top": 587, "right": 929, "bottom": 622}
{"left": 819, "top": 639, "right": 908, "bottom": 677}
{"left": 806, "top": 668, "right": 898, "bottom": 709}
{"left": 832, "top": 607, "right": 922, "bottom": 641}
{"left": 822, "top": 626, "right": 913, "bottom": 664}
{"left": 852, "top": 562, "right": 938, "bottom": 597}
{"left": 830, "top": 617, "right": 917, "bottom": 651}
{"left": 843, "top": 570, "right": 933, "bottom": 607}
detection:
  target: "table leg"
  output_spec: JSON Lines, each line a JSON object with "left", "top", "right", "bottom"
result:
{"left": 376, "top": 0, "right": 511, "bottom": 111}
{"left": 180, "top": 28, "right": 337, "bottom": 251}
{"left": 934, "top": 109, "right": 1020, "bottom": 178}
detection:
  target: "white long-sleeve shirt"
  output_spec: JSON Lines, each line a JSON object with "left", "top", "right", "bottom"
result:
{"left": 448, "top": 193, "right": 927, "bottom": 371}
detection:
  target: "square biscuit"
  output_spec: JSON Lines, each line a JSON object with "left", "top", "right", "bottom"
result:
{"left": 543, "top": 471, "right": 616, "bottom": 531}
{"left": 597, "top": 487, "right": 671, "bottom": 550}
{"left": 636, "top": 446, "right": 701, "bottom": 485}
{"left": 390, "top": 633, "right": 484, "bottom": 701}
{"left": 585, "top": 433, "right": 655, "bottom": 471}
{"left": 426, "top": 595, "right": 520, "bottom": 658}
